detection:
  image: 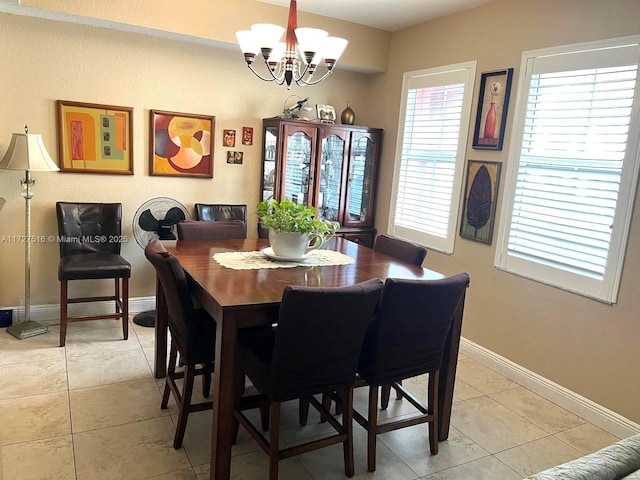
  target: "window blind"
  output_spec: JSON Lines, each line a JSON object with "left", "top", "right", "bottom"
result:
{"left": 390, "top": 63, "right": 475, "bottom": 253}
{"left": 496, "top": 40, "right": 640, "bottom": 302}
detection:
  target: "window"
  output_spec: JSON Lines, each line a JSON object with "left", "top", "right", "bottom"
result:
{"left": 389, "top": 62, "right": 476, "bottom": 253}
{"left": 495, "top": 37, "right": 640, "bottom": 303}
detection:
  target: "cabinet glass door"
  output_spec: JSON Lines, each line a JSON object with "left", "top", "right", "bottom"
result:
{"left": 345, "top": 133, "right": 379, "bottom": 226}
{"left": 317, "top": 132, "right": 347, "bottom": 222}
{"left": 262, "top": 127, "right": 277, "bottom": 201}
{"left": 282, "top": 128, "right": 314, "bottom": 206}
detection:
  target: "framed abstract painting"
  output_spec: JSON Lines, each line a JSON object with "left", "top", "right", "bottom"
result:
{"left": 460, "top": 160, "right": 502, "bottom": 244}
{"left": 150, "top": 110, "right": 215, "bottom": 178}
{"left": 57, "top": 100, "right": 133, "bottom": 174}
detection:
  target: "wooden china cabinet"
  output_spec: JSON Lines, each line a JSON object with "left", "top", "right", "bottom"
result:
{"left": 260, "top": 118, "right": 383, "bottom": 247}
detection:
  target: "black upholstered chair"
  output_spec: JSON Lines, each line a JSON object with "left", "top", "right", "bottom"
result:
{"left": 355, "top": 273, "right": 470, "bottom": 471}
{"left": 144, "top": 239, "right": 216, "bottom": 449}
{"left": 194, "top": 203, "right": 247, "bottom": 223}
{"left": 56, "top": 202, "right": 131, "bottom": 347}
{"left": 372, "top": 234, "right": 429, "bottom": 404}
{"left": 176, "top": 219, "right": 247, "bottom": 240}
{"left": 234, "top": 279, "right": 384, "bottom": 480}
{"left": 373, "top": 234, "right": 428, "bottom": 266}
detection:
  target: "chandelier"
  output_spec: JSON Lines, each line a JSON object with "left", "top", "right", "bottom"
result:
{"left": 235, "top": 0, "right": 348, "bottom": 89}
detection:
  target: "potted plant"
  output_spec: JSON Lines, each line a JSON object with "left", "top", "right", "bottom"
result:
{"left": 256, "top": 199, "right": 339, "bottom": 258}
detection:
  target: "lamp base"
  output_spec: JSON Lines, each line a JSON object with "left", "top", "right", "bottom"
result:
{"left": 133, "top": 311, "right": 155, "bottom": 327}
{"left": 6, "top": 320, "right": 48, "bottom": 339}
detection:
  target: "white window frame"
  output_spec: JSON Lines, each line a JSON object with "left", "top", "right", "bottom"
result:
{"left": 388, "top": 61, "right": 476, "bottom": 254}
{"left": 495, "top": 35, "right": 640, "bottom": 303}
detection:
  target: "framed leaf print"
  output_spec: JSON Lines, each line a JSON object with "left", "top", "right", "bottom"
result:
{"left": 460, "top": 160, "right": 502, "bottom": 244}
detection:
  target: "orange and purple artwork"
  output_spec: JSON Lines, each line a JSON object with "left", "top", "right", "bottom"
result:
{"left": 151, "top": 110, "right": 215, "bottom": 178}
{"left": 57, "top": 100, "right": 133, "bottom": 174}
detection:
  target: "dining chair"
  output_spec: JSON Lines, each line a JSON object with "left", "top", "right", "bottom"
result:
{"left": 373, "top": 234, "right": 428, "bottom": 266}
{"left": 176, "top": 219, "right": 247, "bottom": 240}
{"left": 355, "top": 273, "right": 470, "bottom": 471}
{"left": 194, "top": 203, "right": 247, "bottom": 223}
{"left": 56, "top": 202, "right": 131, "bottom": 347}
{"left": 144, "top": 238, "right": 216, "bottom": 449}
{"left": 234, "top": 278, "right": 384, "bottom": 480}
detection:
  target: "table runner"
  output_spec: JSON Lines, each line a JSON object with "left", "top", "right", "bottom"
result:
{"left": 213, "top": 249, "right": 355, "bottom": 270}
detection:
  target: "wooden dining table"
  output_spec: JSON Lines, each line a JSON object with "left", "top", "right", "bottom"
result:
{"left": 153, "top": 237, "right": 467, "bottom": 480}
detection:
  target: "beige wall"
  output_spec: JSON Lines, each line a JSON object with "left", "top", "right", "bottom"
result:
{"left": 372, "top": 0, "right": 640, "bottom": 424}
{"left": 2, "top": 0, "right": 640, "bottom": 427}
{"left": 0, "top": 11, "right": 378, "bottom": 307}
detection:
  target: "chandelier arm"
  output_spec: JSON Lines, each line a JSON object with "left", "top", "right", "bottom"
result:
{"left": 295, "top": 69, "right": 334, "bottom": 87}
{"left": 247, "top": 64, "right": 284, "bottom": 84}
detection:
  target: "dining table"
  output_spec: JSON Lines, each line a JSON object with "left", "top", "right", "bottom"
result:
{"left": 153, "top": 237, "right": 467, "bottom": 480}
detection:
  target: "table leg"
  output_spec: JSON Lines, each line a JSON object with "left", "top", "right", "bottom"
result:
{"left": 210, "top": 311, "right": 238, "bottom": 480}
{"left": 437, "top": 291, "right": 466, "bottom": 440}
{"left": 154, "top": 276, "right": 168, "bottom": 379}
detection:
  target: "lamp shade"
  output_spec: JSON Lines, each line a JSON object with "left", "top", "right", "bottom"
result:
{"left": 0, "top": 132, "right": 59, "bottom": 172}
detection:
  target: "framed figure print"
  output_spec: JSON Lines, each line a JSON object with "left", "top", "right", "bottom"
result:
{"left": 460, "top": 160, "right": 502, "bottom": 244}
{"left": 242, "top": 127, "right": 253, "bottom": 146}
{"left": 150, "top": 110, "right": 215, "bottom": 178}
{"left": 57, "top": 100, "right": 133, "bottom": 174}
{"left": 223, "top": 129, "right": 236, "bottom": 147}
{"left": 472, "top": 68, "right": 514, "bottom": 150}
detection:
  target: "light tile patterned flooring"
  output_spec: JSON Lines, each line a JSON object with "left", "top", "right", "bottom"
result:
{"left": 0, "top": 316, "right": 623, "bottom": 480}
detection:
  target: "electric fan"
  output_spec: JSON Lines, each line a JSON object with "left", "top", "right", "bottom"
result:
{"left": 132, "top": 197, "right": 190, "bottom": 326}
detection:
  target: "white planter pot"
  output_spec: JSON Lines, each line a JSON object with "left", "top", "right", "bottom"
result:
{"left": 269, "top": 230, "right": 325, "bottom": 258}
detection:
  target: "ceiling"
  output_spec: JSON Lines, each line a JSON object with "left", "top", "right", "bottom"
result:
{"left": 258, "top": 0, "right": 494, "bottom": 32}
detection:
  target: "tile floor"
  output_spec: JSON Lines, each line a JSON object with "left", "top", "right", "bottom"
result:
{"left": 0, "top": 316, "right": 623, "bottom": 480}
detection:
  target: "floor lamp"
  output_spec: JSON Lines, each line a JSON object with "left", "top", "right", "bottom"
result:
{"left": 0, "top": 126, "right": 59, "bottom": 339}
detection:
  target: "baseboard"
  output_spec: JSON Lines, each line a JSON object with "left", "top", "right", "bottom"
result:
{"left": 6, "top": 296, "right": 156, "bottom": 325}
{"left": 460, "top": 337, "right": 640, "bottom": 439}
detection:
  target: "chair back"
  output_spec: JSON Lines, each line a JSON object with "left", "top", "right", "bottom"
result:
{"left": 176, "top": 220, "right": 247, "bottom": 240}
{"left": 195, "top": 203, "right": 247, "bottom": 223}
{"left": 270, "top": 278, "right": 384, "bottom": 401}
{"left": 373, "top": 234, "right": 428, "bottom": 266}
{"left": 358, "top": 273, "right": 470, "bottom": 386}
{"left": 144, "top": 239, "right": 200, "bottom": 361}
{"left": 56, "top": 202, "right": 123, "bottom": 257}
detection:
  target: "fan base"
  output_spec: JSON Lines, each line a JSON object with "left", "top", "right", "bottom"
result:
{"left": 133, "top": 310, "right": 155, "bottom": 327}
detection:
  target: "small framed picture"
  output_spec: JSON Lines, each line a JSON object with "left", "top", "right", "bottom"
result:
{"left": 472, "top": 68, "right": 514, "bottom": 150}
{"left": 226, "top": 151, "right": 243, "bottom": 164}
{"left": 316, "top": 104, "right": 336, "bottom": 123}
{"left": 223, "top": 129, "right": 236, "bottom": 147}
{"left": 242, "top": 127, "right": 253, "bottom": 146}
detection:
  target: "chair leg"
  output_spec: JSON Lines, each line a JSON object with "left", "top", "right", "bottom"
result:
{"left": 161, "top": 343, "right": 178, "bottom": 409}
{"left": 381, "top": 384, "right": 391, "bottom": 410}
{"left": 341, "top": 388, "right": 355, "bottom": 477}
{"left": 367, "top": 385, "right": 379, "bottom": 472}
{"left": 299, "top": 397, "right": 310, "bottom": 426}
{"left": 428, "top": 370, "right": 439, "bottom": 455}
{"left": 269, "top": 401, "right": 281, "bottom": 480}
{"left": 121, "top": 277, "right": 129, "bottom": 340}
{"left": 260, "top": 404, "right": 270, "bottom": 431}
{"left": 174, "top": 364, "right": 196, "bottom": 449}
{"left": 203, "top": 363, "right": 212, "bottom": 398}
{"left": 59, "top": 281, "right": 68, "bottom": 347}
{"left": 232, "top": 364, "right": 244, "bottom": 445}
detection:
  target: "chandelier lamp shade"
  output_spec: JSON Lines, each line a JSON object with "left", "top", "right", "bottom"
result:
{"left": 235, "top": 0, "right": 348, "bottom": 89}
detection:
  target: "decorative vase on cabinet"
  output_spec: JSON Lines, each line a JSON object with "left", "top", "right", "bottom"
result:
{"left": 341, "top": 101, "right": 355, "bottom": 125}
{"left": 260, "top": 118, "right": 383, "bottom": 247}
